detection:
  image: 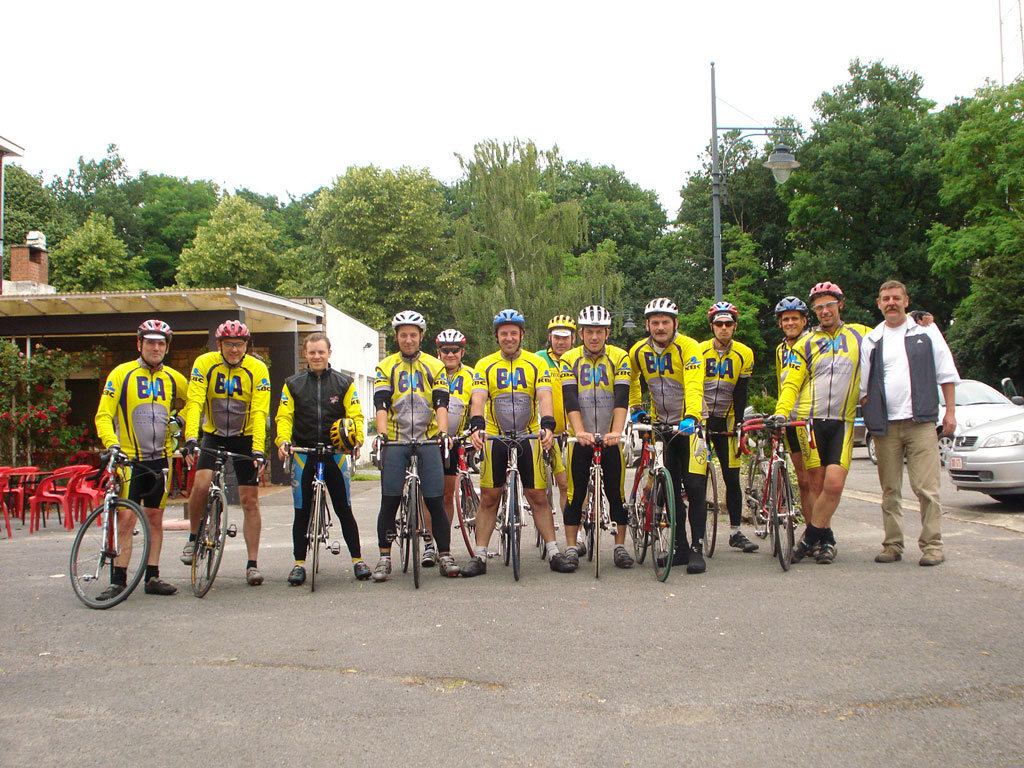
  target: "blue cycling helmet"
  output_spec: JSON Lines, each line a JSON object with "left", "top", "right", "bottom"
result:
{"left": 774, "top": 296, "right": 808, "bottom": 316}
{"left": 493, "top": 309, "right": 526, "bottom": 333}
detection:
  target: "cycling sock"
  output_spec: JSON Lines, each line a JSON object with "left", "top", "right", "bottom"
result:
{"left": 295, "top": 560, "right": 305, "bottom": 567}
{"left": 188, "top": 533, "right": 197, "bottom": 542}
{"left": 804, "top": 525, "right": 823, "bottom": 544}
{"left": 731, "top": 526, "right": 741, "bottom": 533}
{"left": 475, "top": 546, "right": 488, "bottom": 560}
{"left": 545, "top": 541, "right": 560, "bottom": 557}
{"left": 247, "top": 560, "right": 257, "bottom": 570}
{"left": 352, "top": 557, "right": 363, "bottom": 564}
{"left": 145, "top": 565, "right": 158, "bottom": 581}
{"left": 822, "top": 527, "right": 836, "bottom": 545}
{"left": 112, "top": 566, "right": 128, "bottom": 586}
{"left": 566, "top": 545, "right": 578, "bottom": 555}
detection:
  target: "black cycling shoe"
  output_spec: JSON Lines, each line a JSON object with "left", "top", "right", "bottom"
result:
{"left": 550, "top": 552, "right": 575, "bottom": 573}
{"left": 143, "top": 577, "right": 178, "bottom": 595}
{"left": 460, "top": 557, "right": 487, "bottom": 577}
{"left": 353, "top": 561, "right": 372, "bottom": 581}
{"left": 96, "top": 584, "right": 126, "bottom": 602}
{"left": 791, "top": 536, "right": 813, "bottom": 563}
{"left": 729, "top": 530, "right": 759, "bottom": 553}
{"left": 686, "top": 545, "right": 707, "bottom": 574}
{"left": 656, "top": 546, "right": 690, "bottom": 569}
{"left": 287, "top": 565, "right": 306, "bottom": 586}
{"left": 613, "top": 546, "right": 634, "bottom": 569}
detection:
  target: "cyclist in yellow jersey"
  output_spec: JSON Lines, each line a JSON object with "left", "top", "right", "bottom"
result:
{"left": 773, "top": 282, "right": 873, "bottom": 564}
{"left": 181, "top": 320, "right": 272, "bottom": 585}
{"left": 559, "top": 306, "right": 633, "bottom": 570}
{"left": 699, "top": 301, "right": 758, "bottom": 554}
{"left": 275, "top": 332, "right": 370, "bottom": 585}
{"left": 627, "top": 297, "right": 710, "bottom": 574}
{"left": 536, "top": 315, "right": 574, "bottom": 515}
{"left": 93, "top": 319, "right": 187, "bottom": 599}
{"left": 371, "top": 311, "right": 460, "bottom": 581}
{"left": 461, "top": 309, "right": 574, "bottom": 576}
{"left": 773, "top": 296, "right": 819, "bottom": 518}
{"left": 435, "top": 328, "right": 477, "bottom": 547}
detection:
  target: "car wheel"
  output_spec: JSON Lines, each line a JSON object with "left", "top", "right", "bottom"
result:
{"left": 866, "top": 434, "right": 878, "bottom": 465}
{"left": 938, "top": 435, "right": 953, "bottom": 467}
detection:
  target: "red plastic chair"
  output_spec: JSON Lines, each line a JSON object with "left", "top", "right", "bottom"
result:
{"left": 3, "top": 467, "right": 40, "bottom": 526}
{"left": 68, "top": 469, "right": 107, "bottom": 526}
{"left": 0, "top": 468, "right": 13, "bottom": 538}
{"left": 28, "top": 465, "right": 92, "bottom": 533}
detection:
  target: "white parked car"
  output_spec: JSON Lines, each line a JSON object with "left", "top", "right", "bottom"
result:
{"left": 947, "top": 411, "right": 1024, "bottom": 506}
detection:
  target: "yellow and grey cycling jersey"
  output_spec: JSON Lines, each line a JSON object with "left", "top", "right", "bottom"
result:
{"left": 775, "top": 335, "right": 810, "bottom": 420}
{"left": 627, "top": 334, "right": 704, "bottom": 423}
{"left": 95, "top": 359, "right": 187, "bottom": 461}
{"left": 698, "top": 339, "right": 753, "bottom": 420}
{"left": 776, "top": 323, "right": 873, "bottom": 422}
{"left": 445, "top": 363, "right": 477, "bottom": 434}
{"left": 473, "top": 350, "right": 552, "bottom": 435}
{"left": 374, "top": 351, "right": 449, "bottom": 440}
{"left": 559, "top": 344, "right": 631, "bottom": 435}
{"left": 184, "top": 351, "right": 271, "bottom": 450}
{"left": 536, "top": 348, "right": 568, "bottom": 434}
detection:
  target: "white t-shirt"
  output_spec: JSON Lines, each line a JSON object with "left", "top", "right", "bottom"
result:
{"left": 881, "top": 322, "right": 913, "bottom": 420}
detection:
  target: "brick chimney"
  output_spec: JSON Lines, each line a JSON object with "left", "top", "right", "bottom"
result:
{"left": 10, "top": 231, "right": 48, "bottom": 285}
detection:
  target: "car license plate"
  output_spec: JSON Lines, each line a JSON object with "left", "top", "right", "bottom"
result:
{"left": 949, "top": 456, "right": 963, "bottom": 470}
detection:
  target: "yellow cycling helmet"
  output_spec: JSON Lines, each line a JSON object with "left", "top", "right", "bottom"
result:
{"left": 547, "top": 314, "right": 577, "bottom": 332}
{"left": 329, "top": 418, "right": 359, "bottom": 452}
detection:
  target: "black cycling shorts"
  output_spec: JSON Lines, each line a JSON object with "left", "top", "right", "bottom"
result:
{"left": 195, "top": 434, "right": 259, "bottom": 486}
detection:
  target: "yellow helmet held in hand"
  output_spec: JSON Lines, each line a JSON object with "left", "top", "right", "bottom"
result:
{"left": 330, "top": 418, "right": 359, "bottom": 452}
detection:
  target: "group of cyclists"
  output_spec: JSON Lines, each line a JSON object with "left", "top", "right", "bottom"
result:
{"left": 92, "top": 278, "right": 886, "bottom": 596}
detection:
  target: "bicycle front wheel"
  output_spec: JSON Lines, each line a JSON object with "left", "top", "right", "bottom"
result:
{"left": 509, "top": 480, "right": 521, "bottom": 581}
{"left": 650, "top": 468, "right": 676, "bottom": 583}
{"left": 456, "top": 475, "right": 478, "bottom": 558}
{"left": 410, "top": 481, "right": 422, "bottom": 589}
{"left": 594, "top": 486, "right": 605, "bottom": 579}
{"left": 69, "top": 499, "right": 151, "bottom": 609}
{"left": 772, "top": 461, "right": 796, "bottom": 571}
{"left": 704, "top": 464, "right": 719, "bottom": 558}
{"left": 627, "top": 471, "right": 649, "bottom": 562}
{"left": 192, "top": 492, "right": 227, "bottom": 598}
{"left": 308, "top": 485, "right": 325, "bottom": 592}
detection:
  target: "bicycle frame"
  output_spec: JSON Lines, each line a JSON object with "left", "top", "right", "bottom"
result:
{"left": 570, "top": 434, "right": 616, "bottom": 578}
{"left": 379, "top": 438, "right": 442, "bottom": 588}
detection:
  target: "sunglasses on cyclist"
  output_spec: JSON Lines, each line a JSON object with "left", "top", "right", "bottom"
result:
{"left": 438, "top": 346, "right": 463, "bottom": 355}
{"left": 812, "top": 300, "right": 840, "bottom": 312}
{"left": 712, "top": 321, "right": 735, "bottom": 328}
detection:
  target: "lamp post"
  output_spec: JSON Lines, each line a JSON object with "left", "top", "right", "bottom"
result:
{"left": 710, "top": 62, "right": 799, "bottom": 300}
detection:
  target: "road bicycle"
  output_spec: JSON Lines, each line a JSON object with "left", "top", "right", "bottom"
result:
{"left": 485, "top": 432, "right": 541, "bottom": 581}
{"left": 452, "top": 433, "right": 479, "bottom": 558}
{"left": 625, "top": 422, "right": 679, "bottom": 582}
{"left": 379, "top": 437, "right": 443, "bottom": 589}
{"left": 288, "top": 444, "right": 344, "bottom": 592}
{"left": 536, "top": 434, "right": 564, "bottom": 560}
{"left": 69, "top": 451, "right": 153, "bottom": 609}
{"left": 191, "top": 446, "right": 247, "bottom": 597}
{"left": 702, "top": 434, "right": 725, "bottom": 558}
{"left": 741, "top": 416, "right": 805, "bottom": 571}
{"left": 569, "top": 434, "right": 617, "bottom": 578}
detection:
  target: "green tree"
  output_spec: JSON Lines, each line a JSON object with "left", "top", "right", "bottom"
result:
{"left": 308, "top": 166, "right": 453, "bottom": 332}
{"left": 49, "top": 213, "right": 150, "bottom": 292}
{"left": 136, "top": 173, "right": 220, "bottom": 287}
{"left": 1, "top": 165, "right": 76, "bottom": 272}
{"left": 176, "top": 195, "right": 282, "bottom": 291}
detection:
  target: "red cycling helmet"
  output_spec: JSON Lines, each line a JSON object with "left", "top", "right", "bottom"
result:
{"left": 707, "top": 301, "right": 738, "bottom": 322}
{"left": 809, "top": 281, "right": 844, "bottom": 301}
{"left": 138, "top": 319, "right": 172, "bottom": 341}
{"left": 215, "top": 320, "right": 251, "bottom": 340}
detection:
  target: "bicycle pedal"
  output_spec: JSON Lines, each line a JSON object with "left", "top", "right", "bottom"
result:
{"left": 329, "top": 541, "right": 341, "bottom": 555}
{"left": 486, "top": 552, "right": 499, "bottom": 558}
{"left": 226, "top": 524, "right": 237, "bottom": 538}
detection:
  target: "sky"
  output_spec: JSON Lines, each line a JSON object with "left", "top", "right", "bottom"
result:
{"left": 2, "top": 0, "right": 1016, "bottom": 219}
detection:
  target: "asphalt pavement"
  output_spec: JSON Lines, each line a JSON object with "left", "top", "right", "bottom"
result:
{"left": 2, "top": 447, "right": 1023, "bottom": 767}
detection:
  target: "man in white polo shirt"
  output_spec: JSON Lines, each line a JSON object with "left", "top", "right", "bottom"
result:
{"left": 859, "top": 280, "right": 959, "bottom": 566}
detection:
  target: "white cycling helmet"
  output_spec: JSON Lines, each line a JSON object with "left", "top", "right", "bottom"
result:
{"left": 644, "top": 298, "right": 678, "bottom": 317}
{"left": 577, "top": 305, "right": 612, "bottom": 327}
{"left": 391, "top": 310, "right": 426, "bottom": 331}
{"left": 435, "top": 328, "right": 467, "bottom": 345}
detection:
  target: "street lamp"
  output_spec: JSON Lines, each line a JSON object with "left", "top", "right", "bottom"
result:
{"left": 710, "top": 62, "right": 800, "bottom": 300}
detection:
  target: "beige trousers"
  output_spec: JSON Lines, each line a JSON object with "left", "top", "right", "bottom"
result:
{"left": 873, "top": 419, "right": 943, "bottom": 554}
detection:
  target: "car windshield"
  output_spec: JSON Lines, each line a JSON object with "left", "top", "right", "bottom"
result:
{"left": 938, "top": 380, "right": 1011, "bottom": 407}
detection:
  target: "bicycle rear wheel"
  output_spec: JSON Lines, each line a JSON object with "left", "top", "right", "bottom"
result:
{"left": 69, "top": 499, "right": 151, "bottom": 609}
{"left": 456, "top": 475, "right": 478, "bottom": 557}
{"left": 627, "top": 469, "right": 649, "bottom": 562}
{"left": 773, "top": 461, "right": 796, "bottom": 571}
{"left": 192, "top": 492, "right": 227, "bottom": 598}
{"left": 650, "top": 468, "right": 676, "bottom": 583}
{"left": 308, "top": 485, "right": 325, "bottom": 592}
{"left": 745, "top": 447, "right": 769, "bottom": 537}
{"left": 704, "top": 464, "right": 719, "bottom": 558}
{"left": 411, "top": 481, "right": 422, "bottom": 589}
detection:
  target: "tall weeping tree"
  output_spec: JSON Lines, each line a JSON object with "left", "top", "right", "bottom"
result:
{"left": 453, "top": 139, "right": 622, "bottom": 356}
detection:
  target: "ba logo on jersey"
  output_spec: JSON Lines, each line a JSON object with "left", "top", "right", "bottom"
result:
{"left": 256, "top": 377, "right": 272, "bottom": 393}
{"left": 215, "top": 373, "right": 243, "bottom": 395}
{"left": 781, "top": 350, "right": 802, "bottom": 369}
{"left": 816, "top": 336, "right": 848, "bottom": 355}
{"left": 496, "top": 368, "right": 526, "bottom": 389}
{"left": 450, "top": 376, "right": 465, "bottom": 395}
{"left": 136, "top": 377, "right": 166, "bottom": 400}
{"left": 579, "top": 363, "right": 609, "bottom": 387}
{"left": 102, "top": 381, "right": 116, "bottom": 398}
{"left": 397, "top": 370, "right": 424, "bottom": 393}
{"left": 643, "top": 353, "right": 673, "bottom": 375}
{"left": 704, "top": 358, "right": 733, "bottom": 379}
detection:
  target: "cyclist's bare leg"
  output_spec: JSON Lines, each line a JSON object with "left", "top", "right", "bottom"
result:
{"left": 475, "top": 487, "right": 502, "bottom": 546}
{"left": 525, "top": 489, "right": 556, "bottom": 542}
{"left": 238, "top": 485, "right": 262, "bottom": 561}
{"left": 564, "top": 524, "right": 580, "bottom": 549}
{"left": 442, "top": 475, "right": 458, "bottom": 525}
{"left": 810, "top": 464, "right": 847, "bottom": 529}
{"left": 144, "top": 506, "right": 164, "bottom": 565}
{"left": 790, "top": 453, "right": 814, "bottom": 516}
{"left": 555, "top": 470, "right": 568, "bottom": 512}
{"left": 187, "top": 469, "right": 213, "bottom": 535}
{"left": 114, "top": 504, "right": 136, "bottom": 568}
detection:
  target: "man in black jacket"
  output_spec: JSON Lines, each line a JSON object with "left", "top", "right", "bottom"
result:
{"left": 275, "top": 332, "right": 370, "bottom": 584}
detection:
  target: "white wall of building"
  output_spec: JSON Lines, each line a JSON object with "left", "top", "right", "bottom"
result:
{"left": 318, "top": 301, "right": 380, "bottom": 446}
